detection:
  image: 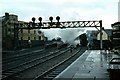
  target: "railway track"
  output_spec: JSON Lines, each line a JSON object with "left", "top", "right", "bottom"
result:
{"left": 33, "top": 47, "right": 87, "bottom": 80}
{"left": 2, "top": 49, "right": 47, "bottom": 72}
{"left": 2, "top": 49, "right": 61, "bottom": 72}
{"left": 2, "top": 48, "right": 61, "bottom": 72}
{"left": 2, "top": 47, "right": 44, "bottom": 59}
{"left": 2, "top": 49, "right": 45, "bottom": 64}
{"left": 2, "top": 48, "right": 70, "bottom": 80}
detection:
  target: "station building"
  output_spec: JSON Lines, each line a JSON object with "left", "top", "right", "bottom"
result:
{"left": 111, "top": 22, "right": 120, "bottom": 49}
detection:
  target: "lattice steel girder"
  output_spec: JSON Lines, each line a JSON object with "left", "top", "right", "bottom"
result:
{"left": 44, "top": 20, "right": 102, "bottom": 28}
{"left": 16, "top": 20, "right": 102, "bottom": 29}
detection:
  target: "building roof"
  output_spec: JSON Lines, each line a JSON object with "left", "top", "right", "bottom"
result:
{"left": 111, "top": 22, "right": 120, "bottom": 27}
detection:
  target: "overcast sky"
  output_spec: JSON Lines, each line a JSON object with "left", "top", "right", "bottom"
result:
{"left": 0, "top": 0, "right": 119, "bottom": 29}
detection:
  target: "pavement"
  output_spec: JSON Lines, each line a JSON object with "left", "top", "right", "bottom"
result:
{"left": 54, "top": 50, "right": 120, "bottom": 80}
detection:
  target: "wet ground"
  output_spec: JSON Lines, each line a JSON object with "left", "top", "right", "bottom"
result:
{"left": 54, "top": 50, "right": 120, "bottom": 80}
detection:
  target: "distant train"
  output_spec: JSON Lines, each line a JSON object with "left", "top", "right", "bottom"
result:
{"left": 79, "top": 33, "right": 88, "bottom": 47}
{"left": 45, "top": 41, "right": 68, "bottom": 49}
{"left": 45, "top": 33, "right": 88, "bottom": 49}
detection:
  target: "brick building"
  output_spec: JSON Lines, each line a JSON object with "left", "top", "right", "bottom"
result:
{"left": 2, "top": 13, "right": 46, "bottom": 49}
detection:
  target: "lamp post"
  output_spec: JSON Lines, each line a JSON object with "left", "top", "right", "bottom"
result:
{"left": 49, "top": 16, "right": 53, "bottom": 27}
{"left": 56, "top": 16, "right": 60, "bottom": 22}
{"left": 32, "top": 17, "right": 36, "bottom": 27}
{"left": 38, "top": 17, "right": 42, "bottom": 27}
{"left": 56, "top": 16, "right": 60, "bottom": 27}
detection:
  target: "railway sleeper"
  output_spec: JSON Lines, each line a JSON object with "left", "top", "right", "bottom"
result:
{"left": 43, "top": 70, "right": 61, "bottom": 79}
{"left": 2, "top": 72, "right": 14, "bottom": 79}
{"left": 54, "top": 68, "right": 64, "bottom": 71}
{"left": 48, "top": 74, "right": 56, "bottom": 77}
{"left": 2, "top": 69, "right": 23, "bottom": 79}
{"left": 48, "top": 72, "right": 60, "bottom": 75}
{"left": 2, "top": 72, "right": 13, "bottom": 75}
{"left": 2, "top": 75, "right": 7, "bottom": 79}
{"left": 43, "top": 76, "right": 53, "bottom": 79}
{"left": 6, "top": 69, "right": 20, "bottom": 73}
{"left": 12, "top": 68, "right": 22, "bottom": 72}
{"left": 3, "top": 70, "right": 17, "bottom": 73}
{"left": 51, "top": 71, "right": 61, "bottom": 75}
{"left": 52, "top": 71, "right": 61, "bottom": 73}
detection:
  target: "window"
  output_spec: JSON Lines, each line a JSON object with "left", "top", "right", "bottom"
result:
{"left": 34, "top": 37, "right": 36, "bottom": 40}
{"left": 11, "top": 28, "right": 14, "bottom": 32}
{"left": 28, "top": 37, "right": 30, "bottom": 40}
{"left": 21, "top": 37, "right": 23, "bottom": 40}
{"left": 28, "top": 30, "right": 30, "bottom": 33}
{"left": 20, "top": 29, "right": 23, "bottom": 33}
{"left": 34, "top": 30, "right": 36, "bottom": 34}
{"left": 13, "top": 18, "right": 16, "bottom": 21}
{"left": 39, "top": 36, "right": 41, "bottom": 40}
{"left": 8, "top": 28, "right": 11, "bottom": 32}
{"left": 38, "top": 30, "right": 42, "bottom": 34}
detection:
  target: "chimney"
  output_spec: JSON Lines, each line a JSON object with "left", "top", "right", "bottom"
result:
{"left": 5, "top": 12, "right": 9, "bottom": 20}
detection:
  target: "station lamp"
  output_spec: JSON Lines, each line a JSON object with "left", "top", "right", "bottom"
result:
{"left": 56, "top": 16, "right": 60, "bottom": 22}
{"left": 49, "top": 16, "right": 53, "bottom": 22}
{"left": 32, "top": 17, "right": 36, "bottom": 22}
{"left": 56, "top": 16, "right": 60, "bottom": 27}
{"left": 32, "top": 17, "right": 36, "bottom": 27}
{"left": 38, "top": 17, "right": 42, "bottom": 26}
{"left": 49, "top": 16, "right": 53, "bottom": 26}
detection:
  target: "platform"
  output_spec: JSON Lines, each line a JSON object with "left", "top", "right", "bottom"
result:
{"left": 54, "top": 50, "right": 120, "bottom": 80}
